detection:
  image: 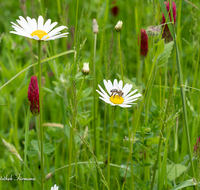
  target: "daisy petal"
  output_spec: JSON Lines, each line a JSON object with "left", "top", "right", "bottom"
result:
{"left": 32, "top": 35, "right": 40, "bottom": 40}
{"left": 125, "top": 93, "right": 142, "bottom": 101}
{"left": 26, "top": 17, "right": 36, "bottom": 31}
{"left": 118, "top": 80, "right": 123, "bottom": 89}
{"left": 124, "top": 89, "right": 138, "bottom": 99}
{"left": 118, "top": 104, "right": 132, "bottom": 108}
{"left": 43, "top": 19, "right": 51, "bottom": 32}
{"left": 38, "top": 15, "right": 44, "bottom": 30}
{"left": 124, "top": 98, "right": 139, "bottom": 104}
{"left": 46, "top": 32, "right": 68, "bottom": 41}
{"left": 48, "top": 26, "right": 67, "bottom": 37}
{"left": 98, "top": 85, "right": 110, "bottom": 99}
{"left": 103, "top": 79, "right": 113, "bottom": 95}
{"left": 96, "top": 89, "right": 107, "bottom": 99}
{"left": 123, "top": 84, "right": 133, "bottom": 96}
{"left": 46, "top": 22, "right": 58, "bottom": 33}
{"left": 113, "top": 79, "right": 118, "bottom": 89}
{"left": 10, "top": 31, "right": 31, "bottom": 38}
{"left": 41, "top": 35, "right": 49, "bottom": 40}
{"left": 11, "top": 25, "right": 30, "bottom": 37}
{"left": 99, "top": 97, "right": 114, "bottom": 105}
{"left": 17, "top": 17, "right": 33, "bottom": 34}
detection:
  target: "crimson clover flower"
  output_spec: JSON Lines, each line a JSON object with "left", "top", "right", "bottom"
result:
{"left": 111, "top": 1, "right": 119, "bottom": 17}
{"left": 139, "top": 29, "right": 148, "bottom": 58}
{"left": 161, "top": 1, "right": 177, "bottom": 43}
{"left": 28, "top": 76, "right": 40, "bottom": 116}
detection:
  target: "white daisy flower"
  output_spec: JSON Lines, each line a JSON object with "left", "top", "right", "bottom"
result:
{"left": 10, "top": 15, "right": 68, "bottom": 41}
{"left": 51, "top": 184, "right": 59, "bottom": 190}
{"left": 96, "top": 79, "right": 142, "bottom": 108}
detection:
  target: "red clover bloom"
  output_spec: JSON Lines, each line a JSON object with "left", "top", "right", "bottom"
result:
{"left": 161, "top": 1, "right": 177, "bottom": 42}
{"left": 111, "top": 0, "right": 119, "bottom": 17}
{"left": 28, "top": 76, "right": 40, "bottom": 116}
{"left": 139, "top": 29, "right": 148, "bottom": 58}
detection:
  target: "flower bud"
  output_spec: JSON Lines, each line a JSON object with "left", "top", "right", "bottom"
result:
{"left": 28, "top": 76, "right": 40, "bottom": 116}
{"left": 92, "top": 19, "right": 99, "bottom": 34}
{"left": 115, "top": 20, "right": 123, "bottom": 32}
{"left": 82, "top": 62, "right": 90, "bottom": 75}
{"left": 146, "top": 26, "right": 161, "bottom": 36}
{"left": 45, "top": 173, "right": 53, "bottom": 181}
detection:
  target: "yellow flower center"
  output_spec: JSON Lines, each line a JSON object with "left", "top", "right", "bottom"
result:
{"left": 31, "top": 30, "right": 49, "bottom": 40}
{"left": 110, "top": 95, "right": 124, "bottom": 104}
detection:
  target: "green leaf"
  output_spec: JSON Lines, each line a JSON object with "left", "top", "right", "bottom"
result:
{"left": 43, "top": 143, "right": 55, "bottom": 154}
{"left": 166, "top": 164, "right": 187, "bottom": 181}
{"left": 156, "top": 41, "right": 174, "bottom": 68}
{"left": 26, "top": 140, "right": 39, "bottom": 157}
{"left": 154, "top": 39, "right": 165, "bottom": 60}
{"left": 146, "top": 137, "right": 160, "bottom": 146}
{"left": 171, "top": 179, "right": 199, "bottom": 190}
{"left": 42, "top": 87, "right": 55, "bottom": 94}
{"left": 155, "top": 164, "right": 187, "bottom": 181}
{"left": 81, "top": 87, "right": 93, "bottom": 98}
{"left": 26, "top": 140, "right": 55, "bottom": 157}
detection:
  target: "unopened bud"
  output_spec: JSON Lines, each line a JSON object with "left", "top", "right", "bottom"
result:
{"left": 146, "top": 26, "right": 161, "bottom": 36}
{"left": 82, "top": 62, "right": 90, "bottom": 75}
{"left": 92, "top": 19, "right": 99, "bottom": 34}
{"left": 45, "top": 173, "right": 53, "bottom": 181}
{"left": 115, "top": 20, "right": 123, "bottom": 32}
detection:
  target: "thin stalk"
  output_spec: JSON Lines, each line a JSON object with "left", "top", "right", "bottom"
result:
{"left": 68, "top": 126, "right": 72, "bottom": 190}
{"left": 107, "top": 107, "right": 116, "bottom": 189}
{"left": 93, "top": 32, "right": 100, "bottom": 189}
{"left": 73, "top": 0, "right": 79, "bottom": 77}
{"left": 77, "top": 76, "right": 85, "bottom": 100}
{"left": 38, "top": 41, "right": 44, "bottom": 190}
{"left": 118, "top": 32, "right": 124, "bottom": 83}
{"left": 60, "top": 91, "right": 68, "bottom": 190}
{"left": 174, "top": 38, "right": 196, "bottom": 177}
{"left": 103, "top": 104, "right": 108, "bottom": 190}
{"left": 24, "top": 108, "right": 30, "bottom": 190}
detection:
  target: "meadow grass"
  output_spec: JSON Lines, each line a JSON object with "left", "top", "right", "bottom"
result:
{"left": 0, "top": 0, "right": 200, "bottom": 189}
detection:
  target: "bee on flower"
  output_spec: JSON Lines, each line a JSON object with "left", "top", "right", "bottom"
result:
{"left": 96, "top": 79, "right": 141, "bottom": 108}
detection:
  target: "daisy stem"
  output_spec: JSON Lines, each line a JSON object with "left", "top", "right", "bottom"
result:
{"left": 107, "top": 106, "right": 116, "bottom": 189}
{"left": 38, "top": 41, "right": 44, "bottom": 190}
{"left": 118, "top": 27, "right": 134, "bottom": 188}
{"left": 93, "top": 32, "right": 100, "bottom": 189}
{"left": 118, "top": 32, "right": 124, "bottom": 83}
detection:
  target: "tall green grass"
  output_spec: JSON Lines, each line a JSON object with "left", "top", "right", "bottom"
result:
{"left": 0, "top": 0, "right": 200, "bottom": 189}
